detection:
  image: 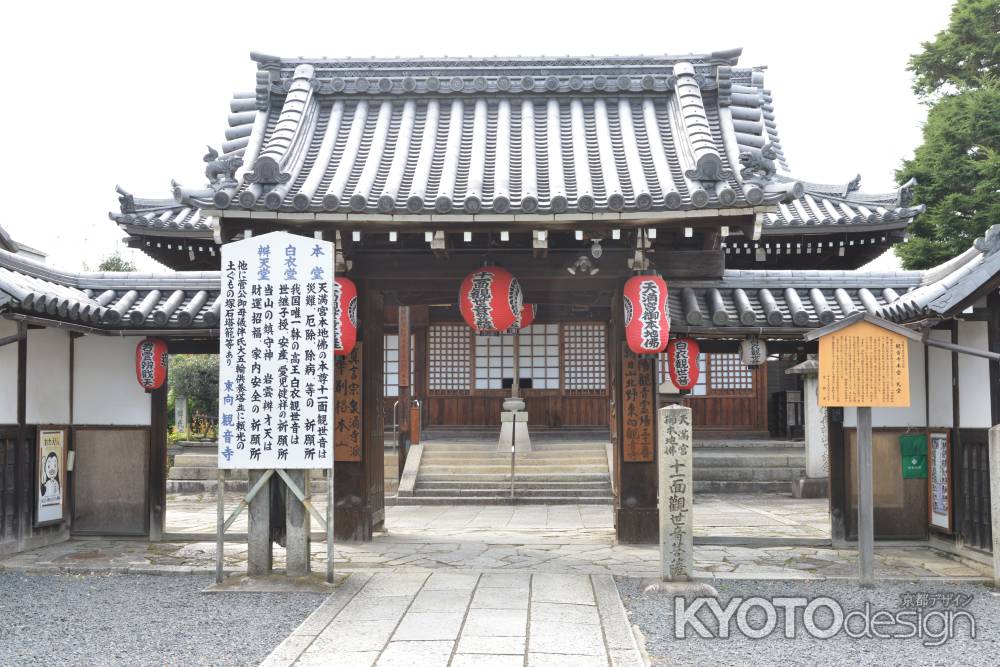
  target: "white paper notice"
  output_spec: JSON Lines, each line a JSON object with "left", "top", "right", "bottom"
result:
{"left": 218, "top": 231, "right": 335, "bottom": 469}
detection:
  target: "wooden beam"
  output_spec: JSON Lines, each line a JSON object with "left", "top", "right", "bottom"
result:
{"left": 988, "top": 292, "right": 1000, "bottom": 426}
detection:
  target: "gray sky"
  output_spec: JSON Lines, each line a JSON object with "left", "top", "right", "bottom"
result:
{"left": 0, "top": 0, "right": 954, "bottom": 271}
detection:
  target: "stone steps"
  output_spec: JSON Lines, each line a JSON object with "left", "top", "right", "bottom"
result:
{"left": 692, "top": 447, "right": 804, "bottom": 493}
{"left": 410, "top": 440, "right": 613, "bottom": 504}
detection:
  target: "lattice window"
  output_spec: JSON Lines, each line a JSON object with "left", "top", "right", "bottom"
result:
{"left": 658, "top": 352, "right": 708, "bottom": 396}
{"left": 474, "top": 334, "right": 512, "bottom": 390}
{"left": 709, "top": 353, "right": 753, "bottom": 391}
{"left": 519, "top": 324, "right": 560, "bottom": 390}
{"left": 428, "top": 325, "right": 471, "bottom": 392}
{"left": 563, "top": 323, "right": 607, "bottom": 391}
{"left": 384, "top": 334, "right": 415, "bottom": 397}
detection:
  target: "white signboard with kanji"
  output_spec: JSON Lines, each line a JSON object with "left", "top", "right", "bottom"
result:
{"left": 218, "top": 231, "right": 335, "bottom": 469}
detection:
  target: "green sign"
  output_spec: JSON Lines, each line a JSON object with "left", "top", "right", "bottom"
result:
{"left": 899, "top": 434, "right": 928, "bottom": 479}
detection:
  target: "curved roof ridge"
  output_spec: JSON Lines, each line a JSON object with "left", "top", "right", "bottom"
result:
{"left": 249, "top": 49, "right": 746, "bottom": 69}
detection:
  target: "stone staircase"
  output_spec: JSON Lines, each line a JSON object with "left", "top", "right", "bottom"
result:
{"left": 693, "top": 441, "right": 806, "bottom": 493}
{"left": 397, "top": 436, "right": 613, "bottom": 505}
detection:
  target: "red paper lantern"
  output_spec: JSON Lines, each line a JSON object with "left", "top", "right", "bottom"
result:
{"left": 334, "top": 276, "right": 358, "bottom": 356}
{"left": 504, "top": 304, "right": 537, "bottom": 334}
{"left": 667, "top": 337, "right": 701, "bottom": 392}
{"left": 459, "top": 267, "right": 522, "bottom": 333}
{"left": 623, "top": 275, "right": 669, "bottom": 355}
{"left": 135, "top": 337, "right": 168, "bottom": 392}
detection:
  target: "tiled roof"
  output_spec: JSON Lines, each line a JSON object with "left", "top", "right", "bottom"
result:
{"left": 171, "top": 51, "right": 809, "bottom": 217}
{"left": 669, "top": 269, "right": 922, "bottom": 334}
{"left": 761, "top": 177, "right": 923, "bottom": 235}
{"left": 110, "top": 188, "right": 214, "bottom": 239}
{"left": 878, "top": 225, "right": 1000, "bottom": 322}
{"left": 0, "top": 249, "right": 221, "bottom": 330}
{"left": 6, "top": 228, "right": 999, "bottom": 335}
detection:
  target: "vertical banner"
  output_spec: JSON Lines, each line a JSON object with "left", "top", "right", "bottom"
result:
{"left": 36, "top": 428, "right": 67, "bottom": 525}
{"left": 218, "top": 231, "right": 335, "bottom": 469}
{"left": 622, "top": 347, "right": 655, "bottom": 462}
{"left": 334, "top": 344, "right": 363, "bottom": 462}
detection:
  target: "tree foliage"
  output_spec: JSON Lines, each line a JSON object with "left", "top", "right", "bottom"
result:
{"left": 169, "top": 354, "right": 219, "bottom": 416}
{"left": 96, "top": 252, "right": 137, "bottom": 272}
{"left": 897, "top": 0, "right": 1000, "bottom": 269}
{"left": 896, "top": 83, "right": 1000, "bottom": 268}
{"left": 908, "top": 0, "right": 1000, "bottom": 98}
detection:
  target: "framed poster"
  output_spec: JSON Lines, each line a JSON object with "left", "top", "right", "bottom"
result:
{"left": 928, "top": 431, "right": 952, "bottom": 532}
{"left": 36, "top": 427, "right": 67, "bottom": 526}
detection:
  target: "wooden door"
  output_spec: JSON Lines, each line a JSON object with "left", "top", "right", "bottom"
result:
{"left": 72, "top": 428, "right": 149, "bottom": 535}
{"left": 668, "top": 354, "right": 768, "bottom": 436}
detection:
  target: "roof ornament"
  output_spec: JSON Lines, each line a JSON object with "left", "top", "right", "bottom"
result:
{"left": 739, "top": 144, "right": 777, "bottom": 184}
{"left": 115, "top": 185, "right": 135, "bottom": 214}
{"left": 846, "top": 174, "right": 861, "bottom": 194}
{"left": 203, "top": 146, "right": 243, "bottom": 191}
{"left": 973, "top": 224, "right": 1000, "bottom": 257}
{"left": 896, "top": 177, "right": 916, "bottom": 207}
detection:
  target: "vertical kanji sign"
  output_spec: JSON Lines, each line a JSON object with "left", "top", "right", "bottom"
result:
{"left": 622, "top": 347, "right": 655, "bottom": 462}
{"left": 334, "top": 344, "right": 363, "bottom": 462}
{"left": 218, "top": 231, "right": 335, "bottom": 469}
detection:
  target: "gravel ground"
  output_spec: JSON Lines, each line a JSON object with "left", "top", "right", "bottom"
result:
{"left": 618, "top": 578, "right": 1000, "bottom": 666}
{"left": 0, "top": 572, "right": 326, "bottom": 667}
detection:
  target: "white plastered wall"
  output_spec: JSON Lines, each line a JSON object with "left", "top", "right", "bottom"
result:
{"left": 957, "top": 320, "right": 992, "bottom": 429}
{"left": 0, "top": 320, "right": 17, "bottom": 423}
{"left": 73, "top": 336, "right": 150, "bottom": 425}
{"left": 26, "top": 328, "right": 70, "bottom": 424}
{"left": 844, "top": 339, "right": 927, "bottom": 428}
{"left": 926, "top": 328, "right": 954, "bottom": 428}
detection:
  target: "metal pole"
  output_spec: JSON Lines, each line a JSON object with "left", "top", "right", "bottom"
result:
{"left": 215, "top": 468, "right": 225, "bottom": 584}
{"left": 510, "top": 331, "right": 520, "bottom": 500}
{"left": 327, "top": 462, "right": 335, "bottom": 584}
{"left": 510, "top": 414, "right": 516, "bottom": 501}
{"left": 857, "top": 406, "right": 875, "bottom": 587}
{"left": 512, "top": 331, "right": 520, "bottom": 400}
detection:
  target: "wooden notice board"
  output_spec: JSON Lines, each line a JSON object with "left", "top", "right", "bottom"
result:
{"left": 334, "top": 344, "right": 363, "bottom": 462}
{"left": 622, "top": 348, "right": 655, "bottom": 462}
{"left": 818, "top": 319, "right": 910, "bottom": 407}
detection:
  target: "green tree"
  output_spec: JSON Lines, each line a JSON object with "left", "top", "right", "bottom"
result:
{"left": 896, "top": 0, "right": 1000, "bottom": 269}
{"left": 96, "top": 252, "right": 137, "bottom": 272}
{"left": 170, "top": 354, "right": 219, "bottom": 421}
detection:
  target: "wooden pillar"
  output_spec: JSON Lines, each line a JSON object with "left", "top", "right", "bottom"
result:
{"left": 611, "top": 290, "right": 659, "bottom": 544}
{"left": 827, "top": 407, "right": 848, "bottom": 544}
{"left": 14, "top": 322, "right": 26, "bottom": 542}
{"left": 856, "top": 406, "right": 874, "bottom": 586}
{"left": 988, "top": 292, "right": 1000, "bottom": 426}
{"left": 335, "top": 283, "right": 384, "bottom": 540}
{"left": 148, "top": 383, "right": 168, "bottom": 541}
{"left": 397, "top": 306, "right": 411, "bottom": 479}
{"left": 412, "top": 309, "right": 429, "bottom": 433}
{"left": 246, "top": 470, "right": 272, "bottom": 576}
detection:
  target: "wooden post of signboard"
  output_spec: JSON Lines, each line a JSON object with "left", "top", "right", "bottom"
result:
{"left": 988, "top": 425, "right": 1000, "bottom": 588}
{"left": 805, "top": 313, "right": 920, "bottom": 587}
{"left": 856, "top": 407, "right": 874, "bottom": 586}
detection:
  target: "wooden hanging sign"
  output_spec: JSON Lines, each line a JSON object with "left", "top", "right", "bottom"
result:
{"left": 622, "top": 347, "right": 655, "bottom": 462}
{"left": 807, "top": 314, "right": 918, "bottom": 408}
{"left": 334, "top": 343, "right": 363, "bottom": 462}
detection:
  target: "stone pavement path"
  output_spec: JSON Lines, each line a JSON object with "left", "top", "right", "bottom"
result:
{"left": 165, "top": 494, "right": 831, "bottom": 540}
{"left": 261, "top": 571, "right": 643, "bottom": 667}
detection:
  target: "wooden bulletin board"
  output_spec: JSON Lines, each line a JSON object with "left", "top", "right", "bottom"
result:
{"left": 334, "top": 344, "right": 363, "bottom": 462}
{"left": 928, "top": 431, "right": 952, "bottom": 533}
{"left": 622, "top": 348, "right": 655, "bottom": 462}
{"left": 818, "top": 319, "right": 910, "bottom": 407}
